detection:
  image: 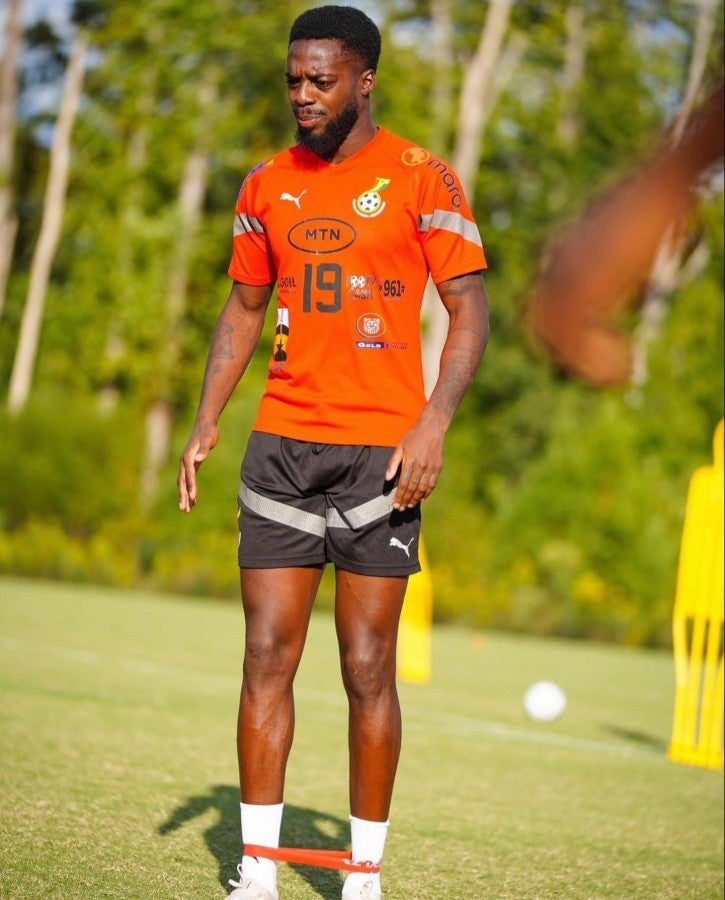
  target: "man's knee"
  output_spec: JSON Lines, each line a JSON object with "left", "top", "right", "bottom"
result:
{"left": 340, "top": 645, "right": 395, "bottom": 701}
{"left": 243, "top": 631, "right": 299, "bottom": 686}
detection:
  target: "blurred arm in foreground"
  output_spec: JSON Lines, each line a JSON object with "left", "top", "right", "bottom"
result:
{"left": 524, "top": 80, "right": 724, "bottom": 386}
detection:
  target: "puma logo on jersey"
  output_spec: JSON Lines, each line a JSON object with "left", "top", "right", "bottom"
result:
{"left": 389, "top": 537, "right": 415, "bottom": 557}
{"left": 280, "top": 189, "right": 307, "bottom": 209}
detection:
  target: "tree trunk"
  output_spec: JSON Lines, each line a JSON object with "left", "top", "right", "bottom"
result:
{"left": 98, "top": 98, "right": 154, "bottom": 413}
{"left": 7, "top": 35, "right": 87, "bottom": 413}
{"left": 421, "top": 0, "right": 518, "bottom": 394}
{"left": 428, "top": 0, "right": 454, "bottom": 158}
{"left": 139, "top": 145, "right": 210, "bottom": 506}
{"left": 452, "top": 0, "right": 515, "bottom": 195}
{"left": 630, "top": 0, "right": 719, "bottom": 390}
{"left": 0, "top": 0, "right": 22, "bottom": 320}
{"left": 556, "top": 3, "right": 586, "bottom": 147}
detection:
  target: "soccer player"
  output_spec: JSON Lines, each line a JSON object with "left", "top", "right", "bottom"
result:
{"left": 177, "top": 6, "right": 489, "bottom": 899}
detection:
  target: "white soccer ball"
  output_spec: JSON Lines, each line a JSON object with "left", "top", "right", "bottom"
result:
{"left": 523, "top": 681, "right": 566, "bottom": 722}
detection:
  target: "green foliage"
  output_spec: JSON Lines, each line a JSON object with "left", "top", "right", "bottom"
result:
{"left": 0, "top": 394, "right": 142, "bottom": 534}
{"left": 482, "top": 394, "right": 687, "bottom": 646}
{"left": 1, "top": 0, "right": 723, "bottom": 646}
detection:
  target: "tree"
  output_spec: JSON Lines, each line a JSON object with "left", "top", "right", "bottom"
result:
{"left": 0, "top": 0, "right": 22, "bottom": 320}
{"left": 139, "top": 76, "right": 216, "bottom": 506}
{"left": 7, "top": 33, "right": 87, "bottom": 412}
{"left": 421, "top": 0, "right": 520, "bottom": 393}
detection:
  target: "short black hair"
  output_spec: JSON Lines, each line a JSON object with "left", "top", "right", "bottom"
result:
{"left": 289, "top": 5, "right": 381, "bottom": 71}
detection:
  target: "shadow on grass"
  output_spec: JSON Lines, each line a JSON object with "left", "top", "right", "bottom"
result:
{"left": 158, "top": 784, "right": 348, "bottom": 899}
{"left": 604, "top": 724, "right": 668, "bottom": 754}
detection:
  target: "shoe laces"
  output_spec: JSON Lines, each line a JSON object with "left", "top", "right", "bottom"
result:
{"left": 228, "top": 863, "right": 251, "bottom": 889}
{"left": 348, "top": 879, "right": 380, "bottom": 899}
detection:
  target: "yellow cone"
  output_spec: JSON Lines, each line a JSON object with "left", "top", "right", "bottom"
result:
{"left": 668, "top": 419, "right": 724, "bottom": 770}
{"left": 397, "top": 536, "right": 434, "bottom": 684}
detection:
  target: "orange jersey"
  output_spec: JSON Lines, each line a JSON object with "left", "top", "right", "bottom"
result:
{"left": 228, "top": 127, "right": 487, "bottom": 446}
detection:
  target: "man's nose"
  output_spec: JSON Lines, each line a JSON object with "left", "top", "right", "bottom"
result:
{"left": 295, "top": 80, "right": 315, "bottom": 105}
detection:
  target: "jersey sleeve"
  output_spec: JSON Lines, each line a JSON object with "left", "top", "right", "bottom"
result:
{"left": 227, "top": 166, "right": 275, "bottom": 285}
{"left": 416, "top": 158, "right": 487, "bottom": 284}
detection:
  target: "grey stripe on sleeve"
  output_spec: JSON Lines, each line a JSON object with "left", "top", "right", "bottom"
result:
{"left": 233, "top": 212, "right": 265, "bottom": 237}
{"left": 418, "top": 209, "right": 482, "bottom": 247}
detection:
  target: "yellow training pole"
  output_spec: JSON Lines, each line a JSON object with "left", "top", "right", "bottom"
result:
{"left": 668, "top": 419, "right": 724, "bottom": 770}
{"left": 397, "top": 535, "right": 434, "bottom": 684}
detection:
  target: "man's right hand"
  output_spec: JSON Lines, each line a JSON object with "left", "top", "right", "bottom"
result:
{"left": 177, "top": 424, "right": 219, "bottom": 513}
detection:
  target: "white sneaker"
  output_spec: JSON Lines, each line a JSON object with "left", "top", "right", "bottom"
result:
{"left": 341, "top": 876, "right": 382, "bottom": 899}
{"left": 227, "top": 864, "right": 279, "bottom": 900}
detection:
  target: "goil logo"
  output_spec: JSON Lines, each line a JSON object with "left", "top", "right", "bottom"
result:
{"left": 401, "top": 147, "right": 430, "bottom": 166}
{"left": 353, "top": 177, "right": 390, "bottom": 219}
{"left": 288, "top": 218, "right": 356, "bottom": 254}
{"left": 356, "top": 313, "right": 386, "bottom": 337}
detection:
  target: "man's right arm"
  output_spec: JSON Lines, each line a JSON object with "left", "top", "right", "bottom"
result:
{"left": 177, "top": 280, "right": 273, "bottom": 513}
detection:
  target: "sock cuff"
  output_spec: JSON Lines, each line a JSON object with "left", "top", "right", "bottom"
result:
{"left": 349, "top": 814, "right": 390, "bottom": 864}
{"left": 349, "top": 815, "right": 390, "bottom": 827}
{"left": 241, "top": 802, "right": 284, "bottom": 848}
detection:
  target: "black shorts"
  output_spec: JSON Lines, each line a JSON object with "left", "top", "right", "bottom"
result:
{"left": 237, "top": 432, "right": 421, "bottom": 577}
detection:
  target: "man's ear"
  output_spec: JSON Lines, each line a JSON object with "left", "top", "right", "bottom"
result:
{"left": 361, "top": 69, "right": 376, "bottom": 97}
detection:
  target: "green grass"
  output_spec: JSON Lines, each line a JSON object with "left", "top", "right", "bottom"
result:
{"left": 0, "top": 576, "right": 722, "bottom": 899}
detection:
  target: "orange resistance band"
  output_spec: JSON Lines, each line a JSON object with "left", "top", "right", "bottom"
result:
{"left": 244, "top": 845, "right": 381, "bottom": 874}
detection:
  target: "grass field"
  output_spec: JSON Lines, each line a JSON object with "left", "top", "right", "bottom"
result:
{"left": 0, "top": 576, "right": 722, "bottom": 899}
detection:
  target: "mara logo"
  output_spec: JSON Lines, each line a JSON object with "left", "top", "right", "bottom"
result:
{"left": 356, "top": 313, "right": 386, "bottom": 337}
{"left": 401, "top": 147, "right": 430, "bottom": 166}
{"left": 353, "top": 177, "right": 390, "bottom": 218}
{"left": 288, "top": 218, "right": 357, "bottom": 254}
{"left": 389, "top": 537, "right": 415, "bottom": 558}
{"left": 427, "top": 159, "right": 463, "bottom": 208}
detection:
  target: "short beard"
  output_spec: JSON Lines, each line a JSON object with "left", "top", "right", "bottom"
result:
{"left": 296, "top": 99, "right": 359, "bottom": 160}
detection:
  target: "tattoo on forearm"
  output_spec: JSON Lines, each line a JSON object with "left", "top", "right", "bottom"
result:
{"left": 438, "top": 273, "right": 482, "bottom": 299}
{"left": 430, "top": 333, "right": 486, "bottom": 420}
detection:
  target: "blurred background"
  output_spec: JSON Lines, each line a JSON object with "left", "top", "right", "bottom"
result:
{"left": 0, "top": 0, "right": 722, "bottom": 648}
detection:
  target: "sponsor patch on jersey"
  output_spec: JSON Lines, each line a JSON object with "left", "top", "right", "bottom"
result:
{"left": 356, "top": 313, "right": 386, "bottom": 338}
{"left": 353, "top": 177, "right": 390, "bottom": 219}
{"left": 401, "top": 147, "right": 431, "bottom": 166}
{"left": 347, "top": 274, "right": 376, "bottom": 300}
{"left": 355, "top": 341, "right": 408, "bottom": 350}
{"left": 426, "top": 158, "right": 463, "bottom": 208}
{"left": 272, "top": 307, "right": 289, "bottom": 365}
{"left": 288, "top": 218, "right": 356, "bottom": 254}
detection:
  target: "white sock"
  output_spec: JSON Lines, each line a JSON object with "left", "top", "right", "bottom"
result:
{"left": 343, "top": 815, "right": 389, "bottom": 893}
{"left": 240, "top": 801, "right": 283, "bottom": 893}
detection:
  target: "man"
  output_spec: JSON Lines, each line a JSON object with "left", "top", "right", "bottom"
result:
{"left": 177, "top": 6, "right": 489, "bottom": 899}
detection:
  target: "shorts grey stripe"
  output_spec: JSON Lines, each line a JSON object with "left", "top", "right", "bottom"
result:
{"left": 233, "top": 212, "right": 265, "bottom": 237}
{"left": 327, "top": 491, "right": 395, "bottom": 531}
{"left": 239, "top": 484, "right": 326, "bottom": 537}
{"left": 418, "top": 209, "right": 482, "bottom": 247}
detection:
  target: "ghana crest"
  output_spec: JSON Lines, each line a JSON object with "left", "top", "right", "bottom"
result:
{"left": 353, "top": 177, "right": 390, "bottom": 218}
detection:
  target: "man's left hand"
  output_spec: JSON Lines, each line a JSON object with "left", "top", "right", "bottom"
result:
{"left": 385, "top": 418, "right": 445, "bottom": 511}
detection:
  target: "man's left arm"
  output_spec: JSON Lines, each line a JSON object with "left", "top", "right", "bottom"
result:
{"left": 386, "top": 271, "right": 489, "bottom": 511}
